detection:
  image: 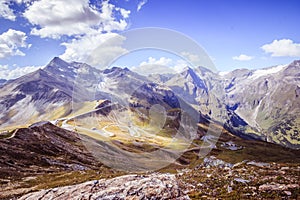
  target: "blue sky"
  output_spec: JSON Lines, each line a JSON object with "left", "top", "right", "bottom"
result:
{"left": 0, "top": 0, "right": 300, "bottom": 79}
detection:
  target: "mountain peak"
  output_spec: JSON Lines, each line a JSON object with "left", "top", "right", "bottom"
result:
{"left": 103, "top": 66, "right": 128, "bottom": 74}
{"left": 183, "top": 67, "right": 207, "bottom": 89}
{"left": 45, "top": 57, "right": 78, "bottom": 79}
{"left": 47, "top": 57, "right": 69, "bottom": 68}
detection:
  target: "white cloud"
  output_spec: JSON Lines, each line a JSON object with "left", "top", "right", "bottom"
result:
{"left": 0, "top": 0, "right": 34, "bottom": 21}
{"left": 60, "top": 32, "right": 127, "bottom": 68}
{"left": 0, "top": 64, "right": 8, "bottom": 70}
{"left": 23, "top": 0, "right": 132, "bottom": 68}
{"left": 0, "top": 29, "right": 28, "bottom": 58}
{"left": 23, "top": 0, "right": 131, "bottom": 67}
{"left": 140, "top": 57, "right": 189, "bottom": 72}
{"left": 232, "top": 54, "right": 253, "bottom": 61}
{"left": 15, "top": 0, "right": 33, "bottom": 4}
{"left": 0, "top": 0, "right": 16, "bottom": 21}
{"left": 132, "top": 57, "right": 189, "bottom": 75}
{"left": 261, "top": 39, "right": 300, "bottom": 57}
{"left": 173, "top": 59, "right": 189, "bottom": 72}
{"left": 23, "top": 0, "right": 130, "bottom": 39}
{"left": 140, "top": 57, "right": 172, "bottom": 66}
{"left": 0, "top": 65, "right": 41, "bottom": 79}
{"left": 99, "top": 1, "right": 129, "bottom": 32}
{"left": 118, "top": 7, "right": 130, "bottom": 19}
{"left": 181, "top": 51, "right": 202, "bottom": 65}
{"left": 137, "top": 0, "right": 147, "bottom": 11}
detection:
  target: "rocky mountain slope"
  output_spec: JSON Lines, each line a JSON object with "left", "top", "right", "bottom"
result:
{"left": 0, "top": 123, "right": 102, "bottom": 179}
{"left": 157, "top": 61, "right": 300, "bottom": 148}
{"left": 0, "top": 69, "right": 72, "bottom": 128}
{"left": 0, "top": 57, "right": 107, "bottom": 129}
{"left": 219, "top": 61, "right": 300, "bottom": 148}
{"left": 0, "top": 122, "right": 110, "bottom": 199}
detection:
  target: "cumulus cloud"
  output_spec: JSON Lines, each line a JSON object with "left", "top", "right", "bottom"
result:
{"left": 116, "top": 7, "right": 130, "bottom": 19}
{"left": 0, "top": 0, "right": 16, "bottom": 21}
{"left": 0, "top": 65, "right": 41, "bottom": 79}
{"left": 60, "top": 33, "right": 127, "bottom": 68}
{"left": 180, "top": 51, "right": 202, "bottom": 65}
{"left": 15, "top": 0, "right": 33, "bottom": 5}
{"left": 22, "top": 0, "right": 132, "bottom": 67}
{"left": 173, "top": 59, "right": 189, "bottom": 72}
{"left": 99, "top": 1, "right": 129, "bottom": 32}
{"left": 140, "top": 57, "right": 172, "bottom": 66}
{"left": 0, "top": 64, "right": 8, "bottom": 70}
{"left": 0, "top": 0, "right": 34, "bottom": 21}
{"left": 23, "top": 0, "right": 130, "bottom": 39}
{"left": 232, "top": 54, "right": 253, "bottom": 61}
{"left": 132, "top": 57, "right": 189, "bottom": 75}
{"left": 261, "top": 39, "right": 300, "bottom": 57}
{"left": 137, "top": 0, "right": 147, "bottom": 11}
{"left": 0, "top": 29, "right": 28, "bottom": 58}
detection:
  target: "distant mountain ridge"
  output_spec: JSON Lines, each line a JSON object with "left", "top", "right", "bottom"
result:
{"left": 219, "top": 61, "right": 300, "bottom": 148}
{"left": 0, "top": 57, "right": 299, "bottom": 149}
{"left": 0, "top": 79, "right": 6, "bottom": 85}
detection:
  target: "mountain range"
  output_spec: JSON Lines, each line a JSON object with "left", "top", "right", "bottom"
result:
{"left": 0, "top": 57, "right": 299, "bottom": 149}
{"left": 1, "top": 57, "right": 300, "bottom": 199}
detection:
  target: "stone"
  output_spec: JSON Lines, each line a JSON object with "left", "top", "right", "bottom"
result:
{"left": 227, "top": 186, "right": 233, "bottom": 193}
{"left": 280, "top": 167, "right": 289, "bottom": 170}
{"left": 203, "top": 156, "right": 233, "bottom": 168}
{"left": 221, "top": 141, "right": 243, "bottom": 151}
{"left": 284, "top": 191, "right": 292, "bottom": 196}
{"left": 233, "top": 178, "right": 250, "bottom": 184}
{"left": 247, "top": 161, "right": 270, "bottom": 168}
{"left": 258, "top": 183, "right": 299, "bottom": 191}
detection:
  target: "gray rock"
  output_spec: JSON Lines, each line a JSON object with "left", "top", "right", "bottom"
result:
{"left": 233, "top": 178, "right": 250, "bottom": 184}
{"left": 19, "top": 173, "right": 190, "bottom": 200}
{"left": 247, "top": 161, "right": 270, "bottom": 168}
{"left": 221, "top": 141, "right": 243, "bottom": 151}
{"left": 203, "top": 156, "right": 233, "bottom": 168}
{"left": 258, "top": 183, "right": 299, "bottom": 191}
{"left": 284, "top": 191, "right": 292, "bottom": 196}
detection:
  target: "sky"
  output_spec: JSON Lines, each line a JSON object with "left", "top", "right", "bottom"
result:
{"left": 0, "top": 0, "right": 300, "bottom": 79}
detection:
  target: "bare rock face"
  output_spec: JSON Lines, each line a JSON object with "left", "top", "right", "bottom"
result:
{"left": 19, "top": 173, "right": 190, "bottom": 200}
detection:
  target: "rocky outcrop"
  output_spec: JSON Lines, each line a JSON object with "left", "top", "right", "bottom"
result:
{"left": 19, "top": 173, "right": 190, "bottom": 200}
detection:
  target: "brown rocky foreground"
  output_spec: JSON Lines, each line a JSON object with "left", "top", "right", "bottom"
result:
{"left": 17, "top": 157, "right": 300, "bottom": 200}
{"left": 1, "top": 124, "right": 299, "bottom": 199}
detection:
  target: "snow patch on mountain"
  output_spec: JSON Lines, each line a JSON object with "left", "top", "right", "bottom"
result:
{"left": 250, "top": 64, "right": 287, "bottom": 80}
